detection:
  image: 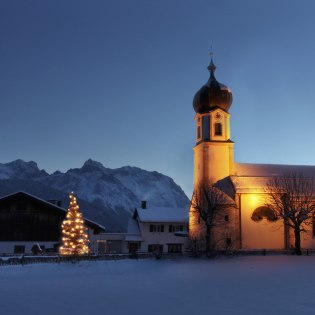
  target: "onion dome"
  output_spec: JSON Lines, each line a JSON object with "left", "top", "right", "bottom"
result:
{"left": 193, "top": 58, "right": 233, "bottom": 113}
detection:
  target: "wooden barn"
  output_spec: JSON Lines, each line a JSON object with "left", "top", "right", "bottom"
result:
{"left": 0, "top": 191, "right": 105, "bottom": 254}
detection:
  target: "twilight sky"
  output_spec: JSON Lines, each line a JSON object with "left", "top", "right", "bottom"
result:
{"left": 1, "top": 0, "right": 315, "bottom": 196}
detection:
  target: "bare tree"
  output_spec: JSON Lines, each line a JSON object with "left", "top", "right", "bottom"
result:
{"left": 266, "top": 173, "right": 315, "bottom": 255}
{"left": 190, "top": 185, "right": 233, "bottom": 256}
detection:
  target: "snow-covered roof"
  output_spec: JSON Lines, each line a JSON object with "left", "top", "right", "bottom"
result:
{"left": 231, "top": 163, "right": 315, "bottom": 193}
{"left": 210, "top": 186, "right": 236, "bottom": 204}
{"left": 235, "top": 162, "right": 315, "bottom": 177}
{"left": 230, "top": 176, "right": 270, "bottom": 193}
{"left": 121, "top": 219, "right": 144, "bottom": 241}
{"left": 126, "top": 218, "right": 141, "bottom": 234}
{"left": 135, "top": 207, "right": 188, "bottom": 223}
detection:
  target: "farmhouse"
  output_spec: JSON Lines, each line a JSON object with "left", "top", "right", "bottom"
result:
{"left": 95, "top": 201, "right": 189, "bottom": 254}
{"left": 0, "top": 191, "right": 105, "bottom": 254}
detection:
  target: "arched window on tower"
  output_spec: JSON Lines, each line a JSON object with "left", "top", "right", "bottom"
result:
{"left": 196, "top": 117, "right": 201, "bottom": 141}
{"left": 202, "top": 116, "right": 210, "bottom": 141}
{"left": 214, "top": 123, "right": 222, "bottom": 136}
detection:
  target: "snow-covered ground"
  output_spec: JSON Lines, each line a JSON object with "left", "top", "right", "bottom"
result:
{"left": 1, "top": 256, "right": 315, "bottom": 315}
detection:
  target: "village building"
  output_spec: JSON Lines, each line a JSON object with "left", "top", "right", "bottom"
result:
{"left": 0, "top": 191, "right": 105, "bottom": 254}
{"left": 95, "top": 201, "right": 189, "bottom": 255}
{"left": 0, "top": 190, "right": 188, "bottom": 255}
{"left": 189, "top": 57, "right": 315, "bottom": 251}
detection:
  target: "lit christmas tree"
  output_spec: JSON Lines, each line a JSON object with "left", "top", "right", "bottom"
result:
{"left": 59, "top": 192, "right": 90, "bottom": 255}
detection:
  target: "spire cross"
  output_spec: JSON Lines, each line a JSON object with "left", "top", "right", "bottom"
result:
{"left": 210, "top": 45, "right": 214, "bottom": 59}
{"left": 207, "top": 45, "right": 216, "bottom": 73}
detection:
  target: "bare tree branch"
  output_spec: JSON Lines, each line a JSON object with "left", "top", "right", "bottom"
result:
{"left": 191, "top": 184, "right": 233, "bottom": 255}
{"left": 266, "top": 172, "right": 315, "bottom": 255}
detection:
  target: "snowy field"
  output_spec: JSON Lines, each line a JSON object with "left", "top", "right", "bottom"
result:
{"left": 1, "top": 256, "right": 315, "bottom": 315}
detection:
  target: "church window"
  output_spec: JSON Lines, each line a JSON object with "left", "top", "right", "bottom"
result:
{"left": 251, "top": 207, "right": 277, "bottom": 222}
{"left": 202, "top": 116, "right": 210, "bottom": 141}
{"left": 197, "top": 126, "right": 201, "bottom": 139}
{"left": 214, "top": 123, "right": 222, "bottom": 136}
{"left": 225, "top": 215, "right": 229, "bottom": 222}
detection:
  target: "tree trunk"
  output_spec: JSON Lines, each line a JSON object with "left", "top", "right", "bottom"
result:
{"left": 206, "top": 226, "right": 211, "bottom": 256}
{"left": 294, "top": 228, "right": 302, "bottom": 255}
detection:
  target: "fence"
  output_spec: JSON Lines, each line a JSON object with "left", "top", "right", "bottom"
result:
{"left": 0, "top": 252, "right": 155, "bottom": 267}
{"left": 1, "top": 249, "right": 313, "bottom": 267}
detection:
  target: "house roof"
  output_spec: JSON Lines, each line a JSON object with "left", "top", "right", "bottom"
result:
{"left": 134, "top": 206, "right": 188, "bottom": 223}
{"left": 126, "top": 218, "right": 141, "bottom": 234}
{"left": 0, "top": 191, "right": 105, "bottom": 231}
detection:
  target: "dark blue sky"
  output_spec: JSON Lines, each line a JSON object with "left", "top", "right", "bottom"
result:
{"left": 1, "top": 0, "right": 315, "bottom": 196}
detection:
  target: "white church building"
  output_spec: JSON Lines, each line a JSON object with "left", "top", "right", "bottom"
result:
{"left": 189, "top": 56, "right": 315, "bottom": 251}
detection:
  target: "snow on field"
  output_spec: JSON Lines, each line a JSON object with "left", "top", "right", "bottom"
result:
{"left": 1, "top": 256, "right": 315, "bottom": 315}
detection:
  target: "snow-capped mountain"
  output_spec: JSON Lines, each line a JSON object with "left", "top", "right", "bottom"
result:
{"left": 0, "top": 159, "right": 190, "bottom": 230}
{"left": 0, "top": 159, "right": 48, "bottom": 180}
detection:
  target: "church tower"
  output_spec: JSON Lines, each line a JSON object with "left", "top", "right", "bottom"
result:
{"left": 192, "top": 56, "right": 234, "bottom": 188}
{"left": 189, "top": 56, "right": 235, "bottom": 242}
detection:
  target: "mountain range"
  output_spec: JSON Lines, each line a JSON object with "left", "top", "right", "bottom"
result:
{"left": 0, "top": 159, "right": 190, "bottom": 231}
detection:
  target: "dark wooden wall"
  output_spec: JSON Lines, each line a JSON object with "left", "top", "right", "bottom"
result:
{"left": 0, "top": 195, "right": 65, "bottom": 241}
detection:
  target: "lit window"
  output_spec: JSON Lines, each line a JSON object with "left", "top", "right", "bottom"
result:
{"left": 214, "top": 123, "right": 222, "bottom": 136}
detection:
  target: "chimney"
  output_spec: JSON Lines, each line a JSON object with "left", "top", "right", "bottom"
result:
{"left": 141, "top": 200, "right": 147, "bottom": 209}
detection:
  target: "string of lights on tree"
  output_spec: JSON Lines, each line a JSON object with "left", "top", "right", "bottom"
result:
{"left": 59, "top": 192, "right": 90, "bottom": 255}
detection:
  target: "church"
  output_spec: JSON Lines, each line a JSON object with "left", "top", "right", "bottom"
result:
{"left": 189, "top": 56, "right": 315, "bottom": 251}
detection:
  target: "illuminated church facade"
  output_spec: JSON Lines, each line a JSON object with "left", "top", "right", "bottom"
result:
{"left": 189, "top": 57, "right": 315, "bottom": 251}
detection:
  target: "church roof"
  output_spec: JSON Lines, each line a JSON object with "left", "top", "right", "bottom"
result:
{"left": 235, "top": 162, "right": 315, "bottom": 177}
{"left": 230, "top": 163, "right": 315, "bottom": 193}
{"left": 207, "top": 186, "right": 236, "bottom": 205}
